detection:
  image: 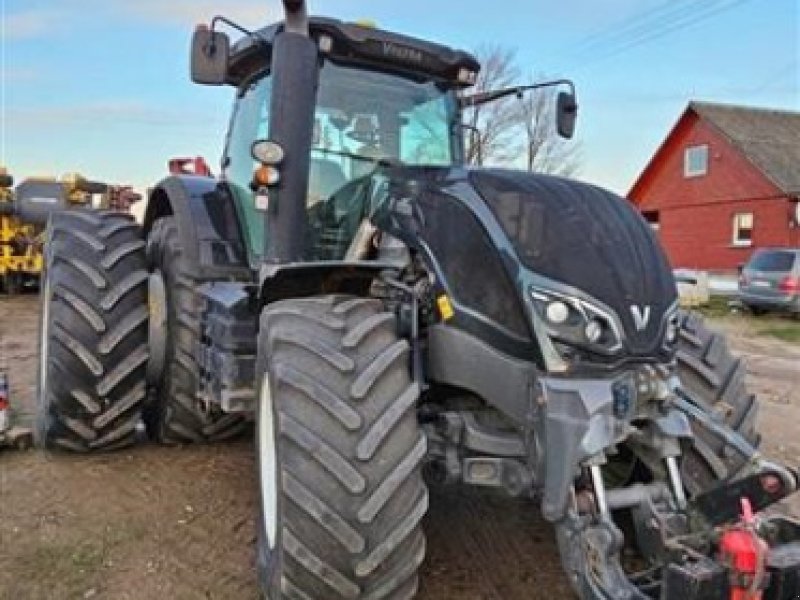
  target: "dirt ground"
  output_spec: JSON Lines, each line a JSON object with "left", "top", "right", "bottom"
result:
{"left": 1, "top": 296, "right": 798, "bottom": 599}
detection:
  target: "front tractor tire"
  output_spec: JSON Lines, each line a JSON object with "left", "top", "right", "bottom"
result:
{"left": 36, "top": 210, "right": 149, "bottom": 451}
{"left": 256, "top": 296, "right": 427, "bottom": 600}
{"left": 144, "top": 217, "right": 246, "bottom": 444}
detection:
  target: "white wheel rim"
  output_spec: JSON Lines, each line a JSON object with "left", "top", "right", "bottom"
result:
{"left": 38, "top": 273, "right": 51, "bottom": 402}
{"left": 258, "top": 373, "right": 278, "bottom": 549}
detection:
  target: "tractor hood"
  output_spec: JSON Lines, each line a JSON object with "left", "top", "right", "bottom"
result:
{"left": 467, "top": 169, "right": 678, "bottom": 354}
{"left": 373, "top": 166, "right": 677, "bottom": 357}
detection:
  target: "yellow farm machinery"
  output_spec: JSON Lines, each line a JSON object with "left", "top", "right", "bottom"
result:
{"left": 0, "top": 167, "right": 141, "bottom": 293}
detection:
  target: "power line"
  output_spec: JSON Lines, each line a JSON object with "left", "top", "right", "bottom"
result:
{"left": 590, "top": 0, "right": 752, "bottom": 61}
{"left": 568, "top": 0, "right": 705, "bottom": 56}
{"left": 565, "top": 0, "right": 755, "bottom": 70}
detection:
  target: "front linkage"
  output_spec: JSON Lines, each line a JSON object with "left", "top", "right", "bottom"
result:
{"left": 556, "top": 380, "right": 800, "bottom": 600}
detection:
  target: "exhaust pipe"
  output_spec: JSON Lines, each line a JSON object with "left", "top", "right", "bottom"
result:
{"left": 264, "top": 0, "right": 318, "bottom": 263}
{"left": 282, "top": 0, "right": 309, "bottom": 36}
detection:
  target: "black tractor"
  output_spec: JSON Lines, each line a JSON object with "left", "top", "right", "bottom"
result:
{"left": 36, "top": 2, "right": 800, "bottom": 598}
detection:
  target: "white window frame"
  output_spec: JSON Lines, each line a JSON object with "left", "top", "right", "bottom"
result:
{"left": 732, "top": 212, "right": 753, "bottom": 247}
{"left": 684, "top": 144, "right": 709, "bottom": 178}
{"left": 642, "top": 210, "right": 660, "bottom": 231}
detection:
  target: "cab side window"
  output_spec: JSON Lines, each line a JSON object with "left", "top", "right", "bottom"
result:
{"left": 223, "top": 75, "right": 272, "bottom": 258}
{"left": 400, "top": 98, "right": 453, "bottom": 165}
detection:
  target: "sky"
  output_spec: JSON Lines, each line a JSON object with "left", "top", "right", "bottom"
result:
{"left": 1, "top": 0, "right": 798, "bottom": 216}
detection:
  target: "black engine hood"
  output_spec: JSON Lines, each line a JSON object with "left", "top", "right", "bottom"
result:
{"left": 465, "top": 169, "right": 677, "bottom": 354}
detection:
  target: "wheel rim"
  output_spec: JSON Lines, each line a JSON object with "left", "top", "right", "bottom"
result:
{"left": 258, "top": 373, "right": 278, "bottom": 549}
{"left": 146, "top": 269, "right": 167, "bottom": 385}
{"left": 38, "top": 272, "right": 52, "bottom": 405}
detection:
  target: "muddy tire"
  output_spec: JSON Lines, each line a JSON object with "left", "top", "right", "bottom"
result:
{"left": 143, "top": 217, "right": 246, "bottom": 444}
{"left": 256, "top": 295, "right": 427, "bottom": 599}
{"left": 35, "top": 210, "right": 148, "bottom": 452}
{"left": 676, "top": 311, "right": 759, "bottom": 495}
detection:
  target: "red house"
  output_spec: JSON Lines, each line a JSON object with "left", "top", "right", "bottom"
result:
{"left": 628, "top": 101, "right": 800, "bottom": 273}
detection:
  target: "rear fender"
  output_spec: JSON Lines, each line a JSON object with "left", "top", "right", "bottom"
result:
{"left": 143, "top": 176, "right": 251, "bottom": 281}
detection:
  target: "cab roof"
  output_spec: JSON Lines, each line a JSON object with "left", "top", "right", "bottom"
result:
{"left": 226, "top": 16, "right": 480, "bottom": 88}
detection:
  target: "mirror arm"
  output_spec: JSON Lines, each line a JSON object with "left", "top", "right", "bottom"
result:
{"left": 210, "top": 15, "right": 254, "bottom": 38}
{"left": 207, "top": 1, "right": 309, "bottom": 40}
{"left": 208, "top": 15, "right": 269, "bottom": 56}
{"left": 459, "top": 79, "right": 576, "bottom": 109}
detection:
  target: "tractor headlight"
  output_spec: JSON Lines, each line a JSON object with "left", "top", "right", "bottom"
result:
{"left": 545, "top": 300, "right": 570, "bottom": 325}
{"left": 530, "top": 287, "right": 623, "bottom": 355}
{"left": 251, "top": 139, "right": 285, "bottom": 166}
{"left": 662, "top": 308, "right": 680, "bottom": 349}
{"left": 584, "top": 319, "right": 604, "bottom": 344}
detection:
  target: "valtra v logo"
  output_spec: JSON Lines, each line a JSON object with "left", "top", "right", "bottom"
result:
{"left": 630, "top": 304, "right": 651, "bottom": 331}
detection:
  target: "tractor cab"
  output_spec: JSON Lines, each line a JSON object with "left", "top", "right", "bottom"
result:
{"left": 192, "top": 14, "right": 578, "bottom": 271}
{"left": 193, "top": 16, "right": 479, "bottom": 265}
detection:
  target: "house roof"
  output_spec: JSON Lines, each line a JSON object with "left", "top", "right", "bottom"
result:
{"left": 629, "top": 101, "right": 800, "bottom": 200}
{"left": 690, "top": 101, "right": 800, "bottom": 195}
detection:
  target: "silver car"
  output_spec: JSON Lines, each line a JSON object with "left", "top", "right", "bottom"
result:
{"left": 739, "top": 247, "right": 800, "bottom": 315}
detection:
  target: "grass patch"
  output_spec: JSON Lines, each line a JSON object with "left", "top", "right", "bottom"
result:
{"left": 693, "top": 296, "right": 735, "bottom": 318}
{"left": 757, "top": 323, "right": 800, "bottom": 344}
{"left": 7, "top": 522, "right": 149, "bottom": 599}
{"left": 689, "top": 297, "right": 800, "bottom": 345}
{"left": 26, "top": 541, "right": 104, "bottom": 573}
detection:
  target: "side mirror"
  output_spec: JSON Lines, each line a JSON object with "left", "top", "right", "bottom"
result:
{"left": 556, "top": 91, "right": 578, "bottom": 139}
{"left": 191, "top": 26, "right": 230, "bottom": 85}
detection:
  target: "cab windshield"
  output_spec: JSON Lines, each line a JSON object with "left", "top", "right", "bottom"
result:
{"left": 309, "top": 60, "right": 459, "bottom": 200}
{"left": 223, "top": 59, "right": 460, "bottom": 261}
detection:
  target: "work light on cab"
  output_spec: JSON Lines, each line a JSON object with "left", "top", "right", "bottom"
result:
{"left": 251, "top": 140, "right": 285, "bottom": 166}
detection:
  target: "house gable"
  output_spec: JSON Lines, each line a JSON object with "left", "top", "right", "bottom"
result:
{"left": 628, "top": 106, "right": 783, "bottom": 212}
{"left": 627, "top": 102, "right": 799, "bottom": 272}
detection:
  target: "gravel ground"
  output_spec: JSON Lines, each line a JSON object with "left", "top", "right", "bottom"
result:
{"left": 1, "top": 296, "right": 797, "bottom": 599}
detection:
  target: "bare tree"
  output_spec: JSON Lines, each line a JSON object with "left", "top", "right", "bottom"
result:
{"left": 463, "top": 47, "right": 581, "bottom": 176}
{"left": 462, "top": 46, "right": 522, "bottom": 166}
{"left": 516, "top": 80, "right": 581, "bottom": 176}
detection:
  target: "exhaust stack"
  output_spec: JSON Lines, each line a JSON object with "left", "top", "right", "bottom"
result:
{"left": 282, "top": 0, "right": 309, "bottom": 35}
{"left": 264, "top": 0, "right": 318, "bottom": 263}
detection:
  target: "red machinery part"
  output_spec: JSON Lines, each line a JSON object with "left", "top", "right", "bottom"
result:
{"left": 0, "top": 370, "right": 9, "bottom": 433}
{"left": 719, "top": 498, "right": 770, "bottom": 600}
{"left": 168, "top": 156, "right": 213, "bottom": 177}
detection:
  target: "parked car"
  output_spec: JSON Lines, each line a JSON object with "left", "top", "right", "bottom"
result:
{"left": 738, "top": 247, "right": 800, "bottom": 315}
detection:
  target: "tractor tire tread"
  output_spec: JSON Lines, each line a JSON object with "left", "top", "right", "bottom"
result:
{"left": 36, "top": 209, "right": 148, "bottom": 452}
{"left": 258, "top": 295, "right": 426, "bottom": 600}
{"left": 143, "top": 216, "right": 245, "bottom": 444}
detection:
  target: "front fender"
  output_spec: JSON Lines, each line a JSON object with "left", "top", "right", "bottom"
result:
{"left": 143, "top": 176, "right": 251, "bottom": 281}
{"left": 258, "top": 260, "right": 394, "bottom": 305}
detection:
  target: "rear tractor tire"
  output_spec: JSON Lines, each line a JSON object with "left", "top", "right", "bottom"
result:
{"left": 36, "top": 210, "right": 149, "bottom": 451}
{"left": 143, "top": 217, "right": 246, "bottom": 444}
{"left": 256, "top": 295, "right": 427, "bottom": 599}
